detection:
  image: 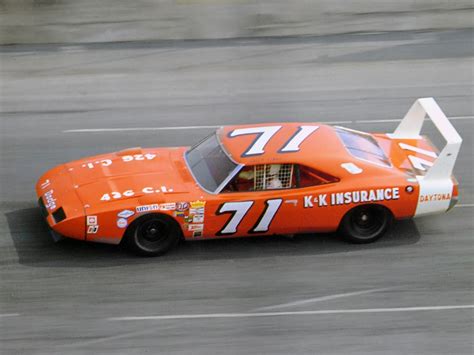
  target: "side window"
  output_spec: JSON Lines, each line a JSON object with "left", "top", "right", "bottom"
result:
{"left": 296, "top": 165, "right": 339, "bottom": 187}
{"left": 221, "top": 164, "right": 338, "bottom": 192}
{"left": 254, "top": 164, "right": 295, "bottom": 190}
{"left": 223, "top": 164, "right": 296, "bottom": 192}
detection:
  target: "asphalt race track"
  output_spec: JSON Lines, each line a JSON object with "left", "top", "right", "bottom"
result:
{"left": 0, "top": 29, "right": 473, "bottom": 354}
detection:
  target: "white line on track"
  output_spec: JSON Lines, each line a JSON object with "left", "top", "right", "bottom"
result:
{"left": 253, "top": 288, "right": 391, "bottom": 311}
{"left": 0, "top": 313, "right": 20, "bottom": 318}
{"left": 322, "top": 120, "right": 353, "bottom": 124}
{"left": 109, "top": 304, "right": 474, "bottom": 321}
{"left": 355, "top": 119, "right": 402, "bottom": 123}
{"left": 456, "top": 204, "right": 474, "bottom": 208}
{"left": 60, "top": 329, "right": 162, "bottom": 348}
{"left": 447, "top": 116, "right": 474, "bottom": 120}
{"left": 62, "top": 116, "right": 473, "bottom": 133}
{"left": 356, "top": 116, "right": 474, "bottom": 124}
{"left": 63, "top": 125, "right": 221, "bottom": 133}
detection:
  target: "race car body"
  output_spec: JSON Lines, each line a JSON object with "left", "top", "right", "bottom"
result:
{"left": 36, "top": 98, "right": 462, "bottom": 255}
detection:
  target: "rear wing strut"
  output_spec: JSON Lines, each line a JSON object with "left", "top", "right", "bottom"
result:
{"left": 389, "top": 97, "right": 462, "bottom": 180}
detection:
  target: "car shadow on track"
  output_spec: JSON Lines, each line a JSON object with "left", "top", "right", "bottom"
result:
{"left": 5, "top": 207, "right": 421, "bottom": 268}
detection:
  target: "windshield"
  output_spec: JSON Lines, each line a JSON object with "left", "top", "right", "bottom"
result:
{"left": 185, "top": 134, "right": 238, "bottom": 193}
{"left": 335, "top": 127, "right": 391, "bottom": 167}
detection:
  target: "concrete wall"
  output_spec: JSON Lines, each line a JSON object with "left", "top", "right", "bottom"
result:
{"left": 0, "top": 0, "right": 472, "bottom": 45}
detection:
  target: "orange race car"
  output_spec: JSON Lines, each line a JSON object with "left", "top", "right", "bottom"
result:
{"left": 36, "top": 98, "right": 462, "bottom": 256}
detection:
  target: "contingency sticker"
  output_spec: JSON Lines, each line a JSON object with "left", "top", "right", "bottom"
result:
{"left": 117, "top": 218, "right": 128, "bottom": 228}
{"left": 174, "top": 211, "right": 185, "bottom": 218}
{"left": 87, "top": 225, "right": 99, "bottom": 234}
{"left": 87, "top": 216, "right": 98, "bottom": 226}
{"left": 188, "top": 224, "right": 204, "bottom": 232}
{"left": 176, "top": 202, "right": 190, "bottom": 212}
{"left": 159, "top": 203, "right": 176, "bottom": 211}
{"left": 190, "top": 200, "right": 206, "bottom": 215}
{"left": 192, "top": 215, "right": 204, "bottom": 223}
{"left": 118, "top": 210, "right": 135, "bottom": 218}
{"left": 136, "top": 204, "right": 160, "bottom": 213}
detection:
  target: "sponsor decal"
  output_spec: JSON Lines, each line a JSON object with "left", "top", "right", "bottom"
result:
{"left": 176, "top": 202, "right": 190, "bottom": 212}
{"left": 190, "top": 200, "right": 206, "bottom": 208}
{"left": 117, "top": 210, "right": 135, "bottom": 218}
{"left": 159, "top": 202, "right": 176, "bottom": 211}
{"left": 193, "top": 231, "right": 203, "bottom": 238}
{"left": 136, "top": 204, "right": 160, "bottom": 213}
{"left": 419, "top": 193, "right": 451, "bottom": 203}
{"left": 192, "top": 215, "right": 204, "bottom": 223}
{"left": 190, "top": 200, "right": 206, "bottom": 215}
{"left": 87, "top": 225, "right": 99, "bottom": 234}
{"left": 304, "top": 187, "right": 400, "bottom": 208}
{"left": 188, "top": 224, "right": 204, "bottom": 232}
{"left": 184, "top": 216, "right": 193, "bottom": 223}
{"left": 174, "top": 211, "right": 185, "bottom": 218}
{"left": 87, "top": 216, "right": 98, "bottom": 226}
{"left": 303, "top": 195, "right": 328, "bottom": 208}
{"left": 44, "top": 190, "right": 57, "bottom": 210}
{"left": 117, "top": 218, "right": 128, "bottom": 228}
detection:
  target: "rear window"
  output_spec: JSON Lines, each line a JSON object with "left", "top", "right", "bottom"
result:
{"left": 335, "top": 127, "right": 391, "bottom": 167}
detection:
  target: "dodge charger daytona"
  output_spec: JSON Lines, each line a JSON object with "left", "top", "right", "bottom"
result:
{"left": 36, "top": 98, "right": 462, "bottom": 256}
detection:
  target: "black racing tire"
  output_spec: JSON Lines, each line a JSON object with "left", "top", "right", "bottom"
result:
{"left": 124, "top": 214, "right": 181, "bottom": 256}
{"left": 339, "top": 205, "right": 392, "bottom": 244}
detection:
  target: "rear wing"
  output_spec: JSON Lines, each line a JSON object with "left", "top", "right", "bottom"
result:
{"left": 389, "top": 97, "right": 462, "bottom": 180}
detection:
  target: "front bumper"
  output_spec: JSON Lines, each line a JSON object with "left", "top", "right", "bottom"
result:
{"left": 36, "top": 165, "right": 86, "bottom": 241}
{"left": 38, "top": 197, "right": 64, "bottom": 242}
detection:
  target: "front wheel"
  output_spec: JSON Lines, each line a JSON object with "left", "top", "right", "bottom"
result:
{"left": 124, "top": 214, "right": 181, "bottom": 256}
{"left": 339, "top": 205, "right": 392, "bottom": 244}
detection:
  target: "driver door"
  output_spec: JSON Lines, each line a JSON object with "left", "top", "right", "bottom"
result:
{"left": 205, "top": 164, "right": 306, "bottom": 237}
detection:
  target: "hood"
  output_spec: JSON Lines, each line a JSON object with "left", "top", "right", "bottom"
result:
{"left": 64, "top": 147, "right": 193, "bottom": 206}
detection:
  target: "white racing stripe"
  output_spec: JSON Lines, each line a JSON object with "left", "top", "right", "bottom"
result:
{"left": 63, "top": 116, "right": 472, "bottom": 133}
{"left": 109, "top": 304, "right": 474, "bottom": 321}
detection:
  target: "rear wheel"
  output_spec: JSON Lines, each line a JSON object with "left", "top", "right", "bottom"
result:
{"left": 125, "top": 214, "right": 181, "bottom": 256}
{"left": 339, "top": 205, "right": 392, "bottom": 244}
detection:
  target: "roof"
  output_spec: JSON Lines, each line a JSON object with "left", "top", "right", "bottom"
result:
{"left": 218, "top": 122, "right": 353, "bottom": 172}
